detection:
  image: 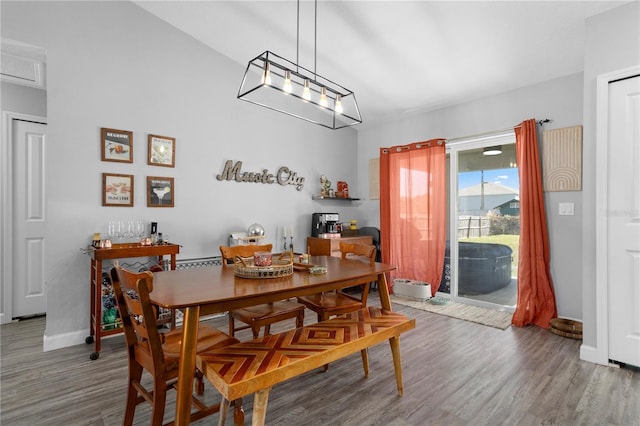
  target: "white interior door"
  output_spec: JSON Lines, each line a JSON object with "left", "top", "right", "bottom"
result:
{"left": 12, "top": 118, "right": 47, "bottom": 318}
{"left": 607, "top": 75, "right": 640, "bottom": 367}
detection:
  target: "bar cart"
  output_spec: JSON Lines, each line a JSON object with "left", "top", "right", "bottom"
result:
{"left": 85, "top": 243, "right": 179, "bottom": 360}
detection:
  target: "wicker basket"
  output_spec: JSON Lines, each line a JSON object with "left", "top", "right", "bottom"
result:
{"left": 233, "top": 251, "right": 294, "bottom": 279}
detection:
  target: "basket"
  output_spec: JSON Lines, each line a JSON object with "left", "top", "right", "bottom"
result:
{"left": 233, "top": 251, "right": 294, "bottom": 279}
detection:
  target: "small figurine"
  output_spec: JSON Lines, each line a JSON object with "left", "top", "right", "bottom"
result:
{"left": 320, "top": 174, "right": 332, "bottom": 197}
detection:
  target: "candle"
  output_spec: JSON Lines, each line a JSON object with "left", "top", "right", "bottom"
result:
{"left": 290, "top": 225, "right": 294, "bottom": 238}
{"left": 283, "top": 225, "right": 287, "bottom": 238}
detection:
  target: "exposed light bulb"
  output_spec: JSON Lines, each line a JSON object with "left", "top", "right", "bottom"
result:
{"left": 261, "top": 62, "right": 272, "bottom": 85}
{"left": 283, "top": 70, "right": 292, "bottom": 93}
{"left": 335, "top": 94, "right": 343, "bottom": 114}
{"left": 302, "top": 79, "right": 311, "bottom": 101}
{"left": 319, "top": 87, "right": 328, "bottom": 108}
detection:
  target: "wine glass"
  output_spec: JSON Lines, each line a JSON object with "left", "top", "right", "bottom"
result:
{"left": 107, "top": 221, "right": 117, "bottom": 241}
{"left": 136, "top": 221, "right": 145, "bottom": 240}
{"left": 126, "top": 220, "right": 136, "bottom": 241}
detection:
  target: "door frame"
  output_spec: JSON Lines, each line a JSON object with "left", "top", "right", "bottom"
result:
{"left": 594, "top": 65, "right": 640, "bottom": 366}
{"left": 1, "top": 111, "right": 47, "bottom": 324}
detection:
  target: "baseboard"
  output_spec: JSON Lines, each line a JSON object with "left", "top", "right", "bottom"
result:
{"left": 43, "top": 328, "right": 88, "bottom": 352}
{"left": 579, "top": 343, "right": 598, "bottom": 364}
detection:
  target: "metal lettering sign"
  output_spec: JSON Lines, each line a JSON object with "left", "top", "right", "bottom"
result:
{"left": 216, "top": 160, "right": 305, "bottom": 191}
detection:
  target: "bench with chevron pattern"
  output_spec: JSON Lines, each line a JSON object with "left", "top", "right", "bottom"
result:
{"left": 196, "top": 306, "right": 415, "bottom": 425}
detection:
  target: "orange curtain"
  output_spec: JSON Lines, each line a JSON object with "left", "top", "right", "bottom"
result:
{"left": 380, "top": 139, "right": 446, "bottom": 296}
{"left": 512, "top": 119, "right": 557, "bottom": 328}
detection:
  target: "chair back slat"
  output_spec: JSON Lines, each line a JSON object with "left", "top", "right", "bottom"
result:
{"left": 339, "top": 242, "right": 376, "bottom": 264}
{"left": 112, "top": 263, "right": 165, "bottom": 373}
{"left": 220, "top": 244, "right": 273, "bottom": 267}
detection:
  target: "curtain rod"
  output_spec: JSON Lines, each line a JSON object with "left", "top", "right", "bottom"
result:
{"left": 447, "top": 118, "right": 551, "bottom": 143}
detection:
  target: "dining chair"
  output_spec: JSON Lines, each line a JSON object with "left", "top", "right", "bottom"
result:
{"left": 111, "top": 263, "right": 244, "bottom": 426}
{"left": 296, "top": 241, "right": 376, "bottom": 372}
{"left": 297, "top": 241, "right": 376, "bottom": 322}
{"left": 219, "top": 244, "right": 305, "bottom": 339}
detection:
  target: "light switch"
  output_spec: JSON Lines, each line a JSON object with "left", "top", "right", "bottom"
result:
{"left": 559, "top": 202, "right": 574, "bottom": 216}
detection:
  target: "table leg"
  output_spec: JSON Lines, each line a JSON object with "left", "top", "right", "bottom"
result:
{"left": 175, "top": 305, "right": 200, "bottom": 426}
{"left": 377, "top": 273, "right": 392, "bottom": 311}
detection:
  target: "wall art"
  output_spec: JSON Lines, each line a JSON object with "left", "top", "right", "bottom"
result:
{"left": 101, "top": 127, "right": 133, "bottom": 163}
{"left": 102, "top": 173, "right": 134, "bottom": 207}
{"left": 147, "top": 176, "right": 174, "bottom": 207}
{"left": 148, "top": 134, "right": 175, "bottom": 167}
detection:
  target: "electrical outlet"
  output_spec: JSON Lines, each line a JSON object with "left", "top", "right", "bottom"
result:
{"left": 559, "top": 202, "right": 574, "bottom": 215}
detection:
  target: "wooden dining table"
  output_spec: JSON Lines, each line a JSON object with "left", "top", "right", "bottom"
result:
{"left": 150, "top": 255, "right": 397, "bottom": 425}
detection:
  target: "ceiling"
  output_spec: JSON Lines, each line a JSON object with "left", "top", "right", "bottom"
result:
{"left": 135, "top": 1, "right": 625, "bottom": 129}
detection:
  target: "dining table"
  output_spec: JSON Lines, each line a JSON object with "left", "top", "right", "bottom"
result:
{"left": 150, "top": 255, "right": 397, "bottom": 425}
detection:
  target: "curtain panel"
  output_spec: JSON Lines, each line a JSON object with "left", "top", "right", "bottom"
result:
{"left": 380, "top": 139, "right": 446, "bottom": 296}
{"left": 512, "top": 119, "right": 558, "bottom": 328}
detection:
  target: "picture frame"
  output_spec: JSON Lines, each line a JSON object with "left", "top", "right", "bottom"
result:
{"left": 101, "top": 128, "right": 133, "bottom": 163}
{"left": 148, "top": 134, "right": 175, "bottom": 167}
{"left": 147, "top": 176, "right": 175, "bottom": 207}
{"left": 102, "top": 173, "right": 134, "bottom": 207}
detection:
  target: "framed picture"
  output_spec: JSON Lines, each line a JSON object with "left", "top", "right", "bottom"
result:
{"left": 147, "top": 176, "right": 174, "bottom": 207}
{"left": 101, "top": 128, "right": 133, "bottom": 163}
{"left": 148, "top": 134, "right": 175, "bottom": 167}
{"left": 102, "top": 173, "right": 134, "bottom": 207}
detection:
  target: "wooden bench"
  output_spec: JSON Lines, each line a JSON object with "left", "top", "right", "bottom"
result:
{"left": 196, "top": 306, "right": 415, "bottom": 425}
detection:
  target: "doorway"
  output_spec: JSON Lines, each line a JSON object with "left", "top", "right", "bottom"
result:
{"left": 441, "top": 132, "right": 519, "bottom": 311}
{"left": 1, "top": 114, "right": 47, "bottom": 323}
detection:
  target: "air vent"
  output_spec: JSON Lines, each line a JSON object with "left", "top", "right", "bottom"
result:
{"left": 1, "top": 52, "right": 45, "bottom": 89}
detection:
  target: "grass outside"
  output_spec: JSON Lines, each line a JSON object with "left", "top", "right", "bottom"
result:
{"left": 460, "top": 234, "right": 519, "bottom": 276}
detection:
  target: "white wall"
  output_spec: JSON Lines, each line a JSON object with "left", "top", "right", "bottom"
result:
{"left": 356, "top": 72, "right": 585, "bottom": 320}
{"left": 1, "top": 1, "right": 360, "bottom": 350}
{"left": 582, "top": 1, "right": 640, "bottom": 352}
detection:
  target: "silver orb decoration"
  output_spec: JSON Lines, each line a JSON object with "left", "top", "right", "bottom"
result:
{"left": 247, "top": 223, "right": 265, "bottom": 236}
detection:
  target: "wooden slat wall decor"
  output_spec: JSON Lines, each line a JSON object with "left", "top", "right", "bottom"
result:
{"left": 542, "top": 125, "right": 583, "bottom": 192}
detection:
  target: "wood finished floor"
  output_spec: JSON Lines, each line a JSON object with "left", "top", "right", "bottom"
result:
{"left": 2, "top": 293, "right": 639, "bottom": 426}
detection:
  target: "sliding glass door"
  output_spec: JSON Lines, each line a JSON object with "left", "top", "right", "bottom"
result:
{"left": 440, "top": 133, "right": 519, "bottom": 311}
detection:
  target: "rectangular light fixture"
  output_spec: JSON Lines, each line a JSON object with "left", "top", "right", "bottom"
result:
{"left": 237, "top": 51, "right": 362, "bottom": 130}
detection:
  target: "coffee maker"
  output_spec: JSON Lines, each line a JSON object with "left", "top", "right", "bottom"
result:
{"left": 311, "top": 213, "right": 340, "bottom": 237}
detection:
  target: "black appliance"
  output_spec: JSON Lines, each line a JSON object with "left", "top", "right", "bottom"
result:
{"left": 311, "top": 213, "right": 340, "bottom": 237}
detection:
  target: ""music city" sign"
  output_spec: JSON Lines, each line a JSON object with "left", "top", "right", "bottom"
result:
{"left": 216, "top": 160, "right": 305, "bottom": 191}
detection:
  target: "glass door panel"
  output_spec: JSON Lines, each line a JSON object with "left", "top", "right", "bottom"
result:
{"left": 440, "top": 138, "right": 519, "bottom": 311}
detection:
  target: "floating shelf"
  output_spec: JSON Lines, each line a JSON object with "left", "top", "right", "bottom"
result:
{"left": 312, "top": 195, "right": 360, "bottom": 201}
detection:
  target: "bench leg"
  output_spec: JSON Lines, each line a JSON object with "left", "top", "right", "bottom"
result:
{"left": 389, "top": 336, "right": 404, "bottom": 396}
{"left": 361, "top": 348, "right": 369, "bottom": 378}
{"left": 218, "top": 398, "right": 230, "bottom": 426}
{"left": 251, "top": 387, "right": 272, "bottom": 426}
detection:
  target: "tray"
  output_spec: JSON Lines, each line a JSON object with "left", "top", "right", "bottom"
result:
{"left": 234, "top": 251, "right": 294, "bottom": 279}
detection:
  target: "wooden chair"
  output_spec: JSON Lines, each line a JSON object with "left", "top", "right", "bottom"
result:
{"left": 111, "top": 263, "right": 243, "bottom": 426}
{"left": 220, "top": 244, "right": 305, "bottom": 339}
{"left": 296, "top": 241, "right": 376, "bottom": 372}
{"left": 297, "top": 242, "right": 376, "bottom": 322}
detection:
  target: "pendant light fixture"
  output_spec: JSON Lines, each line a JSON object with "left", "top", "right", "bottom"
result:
{"left": 237, "top": 0, "right": 362, "bottom": 130}
{"left": 483, "top": 146, "right": 503, "bottom": 156}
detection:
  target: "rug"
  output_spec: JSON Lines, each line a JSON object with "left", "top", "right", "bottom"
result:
{"left": 390, "top": 295, "right": 512, "bottom": 330}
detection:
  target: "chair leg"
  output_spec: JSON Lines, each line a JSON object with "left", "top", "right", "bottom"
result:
{"left": 228, "top": 312, "right": 236, "bottom": 337}
{"left": 150, "top": 376, "right": 167, "bottom": 426}
{"left": 263, "top": 324, "right": 271, "bottom": 337}
{"left": 232, "top": 398, "right": 245, "bottom": 426}
{"left": 361, "top": 348, "right": 369, "bottom": 378}
{"left": 252, "top": 325, "right": 261, "bottom": 339}
{"left": 124, "top": 363, "right": 143, "bottom": 426}
{"left": 195, "top": 369, "right": 205, "bottom": 395}
{"left": 295, "top": 310, "right": 304, "bottom": 328}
